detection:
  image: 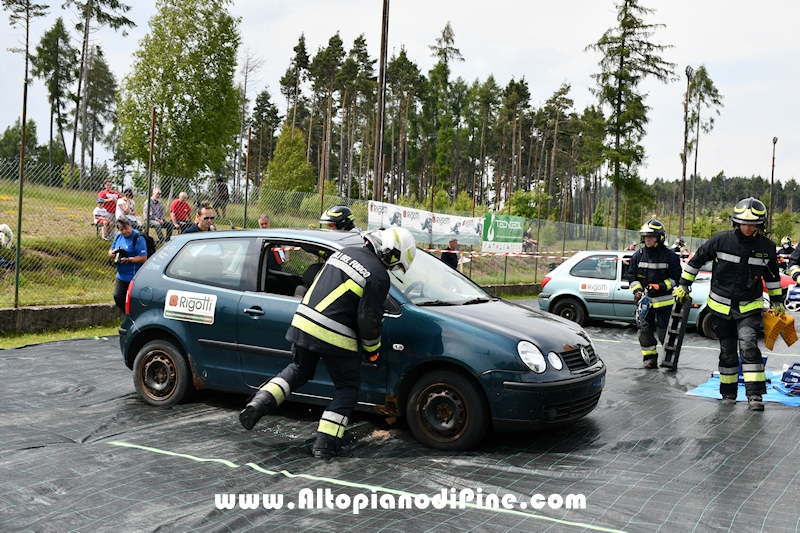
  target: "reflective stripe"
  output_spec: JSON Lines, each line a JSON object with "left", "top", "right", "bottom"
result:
{"left": 741, "top": 363, "right": 765, "bottom": 372}
{"left": 630, "top": 281, "right": 643, "bottom": 293}
{"left": 717, "top": 252, "right": 741, "bottom": 264}
{"left": 263, "top": 378, "right": 290, "bottom": 405}
{"left": 664, "top": 279, "right": 675, "bottom": 290}
{"left": 316, "top": 279, "right": 363, "bottom": 312}
{"left": 708, "top": 298, "right": 731, "bottom": 315}
{"left": 709, "top": 290, "right": 732, "bottom": 305}
{"left": 318, "top": 419, "right": 345, "bottom": 438}
{"left": 719, "top": 374, "right": 739, "bottom": 385}
{"left": 641, "top": 349, "right": 658, "bottom": 356}
{"left": 291, "top": 315, "right": 358, "bottom": 351}
{"left": 362, "top": 334, "right": 382, "bottom": 348}
{"left": 651, "top": 294, "right": 674, "bottom": 308}
{"left": 296, "top": 304, "right": 357, "bottom": 340}
{"left": 327, "top": 255, "right": 367, "bottom": 287}
{"left": 682, "top": 271, "right": 697, "bottom": 282}
{"left": 683, "top": 264, "right": 700, "bottom": 275}
{"left": 638, "top": 262, "right": 669, "bottom": 269}
{"left": 719, "top": 366, "right": 738, "bottom": 375}
{"left": 765, "top": 281, "right": 781, "bottom": 290}
{"left": 747, "top": 257, "right": 768, "bottom": 266}
{"left": 303, "top": 271, "right": 323, "bottom": 305}
{"left": 768, "top": 288, "right": 783, "bottom": 297}
{"left": 739, "top": 299, "right": 762, "bottom": 313}
{"left": 321, "top": 410, "right": 349, "bottom": 426}
{"left": 743, "top": 372, "right": 767, "bottom": 382}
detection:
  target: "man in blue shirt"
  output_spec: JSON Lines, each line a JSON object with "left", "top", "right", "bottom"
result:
{"left": 108, "top": 216, "right": 148, "bottom": 312}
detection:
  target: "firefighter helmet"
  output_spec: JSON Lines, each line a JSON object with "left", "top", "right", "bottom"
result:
{"left": 781, "top": 236, "right": 792, "bottom": 246}
{"left": 320, "top": 205, "right": 355, "bottom": 231}
{"left": 363, "top": 227, "right": 417, "bottom": 273}
{"left": 731, "top": 197, "right": 767, "bottom": 229}
{"left": 639, "top": 218, "right": 666, "bottom": 246}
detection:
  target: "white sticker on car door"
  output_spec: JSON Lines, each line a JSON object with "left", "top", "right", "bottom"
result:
{"left": 164, "top": 289, "right": 217, "bottom": 324}
{"left": 579, "top": 282, "right": 610, "bottom": 296}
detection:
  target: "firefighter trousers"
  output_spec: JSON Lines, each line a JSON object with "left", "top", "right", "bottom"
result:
{"left": 638, "top": 306, "right": 669, "bottom": 362}
{"left": 714, "top": 313, "right": 766, "bottom": 397}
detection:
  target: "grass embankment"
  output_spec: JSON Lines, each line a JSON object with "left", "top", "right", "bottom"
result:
{"left": 0, "top": 319, "right": 122, "bottom": 349}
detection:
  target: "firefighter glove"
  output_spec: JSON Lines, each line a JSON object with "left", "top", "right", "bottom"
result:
{"left": 773, "top": 302, "right": 787, "bottom": 317}
{"left": 363, "top": 351, "right": 380, "bottom": 363}
{"left": 648, "top": 283, "right": 662, "bottom": 292}
{"left": 673, "top": 286, "right": 689, "bottom": 304}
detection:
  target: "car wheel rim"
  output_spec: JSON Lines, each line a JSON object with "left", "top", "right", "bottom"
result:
{"left": 141, "top": 352, "right": 176, "bottom": 400}
{"left": 560, "top": 307, "right": 576, "bottom": 320}
{"left": 419, "top": 385, "right": 467, "bottom": 441}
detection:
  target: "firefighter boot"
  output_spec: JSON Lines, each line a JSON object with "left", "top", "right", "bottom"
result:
{"left": 643, "top": 356, "right": 658, "bottom": 369}
{"left": 747, "top": 394, "right": 764, "bottom": 411}
{"left": 312, "top": 433, "right": 353, "bottom": 459}
{"left": 721, "top": 393, "right": 737, "bottom": 406}
{"left": 239, "top": 390, "right": 275, "bottom": 430}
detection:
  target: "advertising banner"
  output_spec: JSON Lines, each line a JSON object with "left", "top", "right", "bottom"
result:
{"left": 481, "top": 213, "right": 524, "bottom": 253}
{"left": 367, "top": 201, "right": 482, "bottom": 245}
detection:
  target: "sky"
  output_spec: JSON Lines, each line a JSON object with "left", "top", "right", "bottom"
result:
{"left": 2, "top": 0, "right": 798, "bottom": 186}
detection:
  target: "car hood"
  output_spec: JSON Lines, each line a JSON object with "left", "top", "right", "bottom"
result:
{"left": 415, "top": 298, "right": 593, "bottom": 353}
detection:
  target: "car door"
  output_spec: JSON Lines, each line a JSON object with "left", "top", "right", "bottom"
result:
{"left": 613, "top": 253, "right": 637, "bottom": 320}
{"left": 567, "top": 254, "right": 622, "bottom": 319}
{"left": 163, "top": 237, "right": 253, "bottom": 387}
{"left": 237, "top": 238, "right": 388, "bottom": 406}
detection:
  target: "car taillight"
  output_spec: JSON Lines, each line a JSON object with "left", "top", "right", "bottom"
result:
{"left": 125, "top": 279, "right": 134, "bottom": 314}
{"left": 541, "top": 276, "right": 551, "bottom": 290}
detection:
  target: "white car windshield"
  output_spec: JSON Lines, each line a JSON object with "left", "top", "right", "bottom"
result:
{"left": 389, "top": 249, "right": 492, "bottom": 306}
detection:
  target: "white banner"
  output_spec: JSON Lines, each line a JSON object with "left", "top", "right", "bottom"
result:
{"left": 367, "top": 201, "right": 483, "bottom": 245}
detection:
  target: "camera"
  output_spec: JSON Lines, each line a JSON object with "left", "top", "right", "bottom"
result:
{"left": 111, "top": 247, "right": 128, "bottom": 265}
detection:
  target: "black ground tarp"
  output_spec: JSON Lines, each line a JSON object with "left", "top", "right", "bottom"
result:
{"left": 2, "top": 313, "right": 800, "bottom": 532}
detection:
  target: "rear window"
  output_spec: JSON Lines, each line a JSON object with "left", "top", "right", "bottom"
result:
{"left": 569, "top": 255, "right": 619, "bottom": 280}
{"left": 166, "top": 239, "right": 251, "bottom": 290}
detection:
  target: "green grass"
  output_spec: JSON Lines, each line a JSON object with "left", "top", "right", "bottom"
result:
{"left": 0, "top": 319, "right": 122, "bottom": 349}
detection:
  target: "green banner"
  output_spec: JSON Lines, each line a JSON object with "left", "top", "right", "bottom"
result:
{"left": 481, "top": 214, "right": 524, "bottom": 253}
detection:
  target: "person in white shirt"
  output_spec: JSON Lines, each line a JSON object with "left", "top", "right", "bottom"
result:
{"left": 116, "top": 189, "right": 141, "bottom": 229}
{"left": 93, "top": 197, "right": 113, "bottom": 240}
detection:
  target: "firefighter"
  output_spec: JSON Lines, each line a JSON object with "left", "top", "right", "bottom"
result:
{"left": 628, "top": 219, "right": 682, "bottom": 369}
{"left": 777, "top": 236, "right": 793, "bottom": 272}
{"left": 674, "top": 197, "right": 783, "bottom": 411}
{"left": 320, "top": 205, "right": 356, "bottom": 231}
{"left": 239, "top": 227, "right": 417, "bottom": 457}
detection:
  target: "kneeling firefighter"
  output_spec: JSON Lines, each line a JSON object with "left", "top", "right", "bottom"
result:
{"left": 239, "top": 227, "right": 417, "bottom": 457}
{"left": 628, "top": 218, "right": 682, "bottom": 369}
{"left": 674, "top": 197, "right": 783, "bottom": 411}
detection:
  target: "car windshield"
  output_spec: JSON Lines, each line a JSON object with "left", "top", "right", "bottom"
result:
{"left": 390, "top": 249, "right": 491, "bottom": 306}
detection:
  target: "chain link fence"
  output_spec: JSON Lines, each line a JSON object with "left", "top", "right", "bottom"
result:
{"left": 0, "top": 158, "right": 705, "bottom": 308}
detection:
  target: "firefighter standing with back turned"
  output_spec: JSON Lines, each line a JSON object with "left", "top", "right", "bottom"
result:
{"left": 628, "top": 219, "right": 682, "bottom": 369}
{"left": 674, "top": 197, "right": 783, "bottom": 411}
{"left": 239, "top": 227, "right": 417, "bottom": 458}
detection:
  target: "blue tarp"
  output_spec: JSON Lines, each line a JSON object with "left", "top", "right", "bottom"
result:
{"left": 687, "top": 371, "right": 800, "bottom": 406}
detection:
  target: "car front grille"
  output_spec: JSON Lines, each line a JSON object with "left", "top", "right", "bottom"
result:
{"left": 560, "top": 345, "right": 597, "bottom": 371}
{"left": 541, "top": 390, "right": 602, "bottom": 422}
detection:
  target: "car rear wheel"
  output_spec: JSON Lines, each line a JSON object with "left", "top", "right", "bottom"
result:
{"left": 406, "top": 370, "right": 489, "bottom": 451}
{"left": 133, "top": 340, "right": 193, "bottom": 406}
{"left": 551, "top": 297, "right": 586, "bottom": 326}
{"left": 700, "top": 311, "right": 717, "bottom": 340}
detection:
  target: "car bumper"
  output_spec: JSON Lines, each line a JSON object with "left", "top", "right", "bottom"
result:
{"left": 480, "top": 366, "right": 606, "bottom": 431}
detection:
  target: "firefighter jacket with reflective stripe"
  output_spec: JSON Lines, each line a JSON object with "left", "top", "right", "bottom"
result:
{"left": 286, "top": 244, "right": 390, "bottom": 358}
{"left": 787, "top": 246, "right": 800, "bottom": 281}
{"left": 681, "top": 229, "right": 782, "bottom": 317}
{"left": 627, "top": 245, "right": 682, "bottom": 308}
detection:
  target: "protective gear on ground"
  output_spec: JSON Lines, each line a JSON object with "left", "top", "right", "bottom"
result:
{"left": 639, "top": 218, "right": 667, "bottom": 246}
{"left": 680, "top": 228, "right": 782, "bottom": 317}
{"left": 731, "top": 197, "right": 767, "bottom": 230}
{"left": 320, "top": 205, "right": 356, "bottom": 231}
{"left": 673, "top": 286, "right": 689, "bottom": 304}
{"left": 362, "top": 226, "right": 417, "bottom": 273}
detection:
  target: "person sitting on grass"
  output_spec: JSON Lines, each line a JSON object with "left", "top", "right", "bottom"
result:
{"left": 93, "top": 197, "right": 113, "bottom": 240}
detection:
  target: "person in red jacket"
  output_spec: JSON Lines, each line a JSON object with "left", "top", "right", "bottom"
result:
{"left": 169, "top": 192, "right": 191, "bottom": 233}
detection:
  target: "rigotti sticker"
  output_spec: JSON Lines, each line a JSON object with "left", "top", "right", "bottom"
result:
{"left": 579, "top": 282, "right": 609, "bottom": 296}
{"left": 164, "top": 290, "right": 217, "bottom": 325}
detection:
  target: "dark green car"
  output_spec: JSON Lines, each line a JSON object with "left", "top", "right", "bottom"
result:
{"left": 119, "top": 229, "right": 605, "bottom": 450}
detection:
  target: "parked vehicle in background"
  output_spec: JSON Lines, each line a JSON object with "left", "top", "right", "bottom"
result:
{"left": 119, "top": 229, "right": 606, "bottom": 451}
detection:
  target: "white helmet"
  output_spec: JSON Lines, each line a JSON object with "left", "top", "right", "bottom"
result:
{"left": 363, "top": 227, "right": 416, "bottom": 273}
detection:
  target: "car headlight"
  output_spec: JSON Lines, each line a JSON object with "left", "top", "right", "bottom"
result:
{"left": 518, "top": 341, "right": 546, "bottom": 373}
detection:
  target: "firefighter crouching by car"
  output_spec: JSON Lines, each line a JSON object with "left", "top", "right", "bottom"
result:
{"left": 239, "top": 227, "right": 417, "bottom": 458}
{"left": 628, "top": 219, "right": 682, "bottom": 369}
{"left": 674, "top": 197, "right": 783, "bottom": 411}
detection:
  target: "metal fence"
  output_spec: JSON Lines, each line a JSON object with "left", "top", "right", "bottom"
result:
{"left": 0, "top": 158, "right": 704, "bottom": 308}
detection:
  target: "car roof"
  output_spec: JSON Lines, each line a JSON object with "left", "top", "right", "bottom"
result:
{"left": 173, "top": 228, "right": 366, "bottom": 249}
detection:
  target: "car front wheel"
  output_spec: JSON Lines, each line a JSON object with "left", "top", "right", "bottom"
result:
{"left": 406, "top": 370, "right": 489, "bottom": 451}
{"left": 551, "top": 297, "right": 586, "bottom": 325}
{"left": 133, "top": 340, "right": 193, "bottom": 406}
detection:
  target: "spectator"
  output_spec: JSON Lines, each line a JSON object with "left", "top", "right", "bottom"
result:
{"left": 627, "top": 241, "right": 637, "bottom": 251}
{"left": 258, "top": 214, "right": 270, "bottom": 228}
{"left": 108, "top": 216, "right": 148, "bottom": 312}
{"left": 441, "top": 238, "right": 459, "bottom": 270}
{"left": 523, "top": 226, "right": 535, "bottom": 253}
{"left": 145, "top": 188, "right": 173, "bottom": 243}
{"left": 212, "top": 177, "right": 229, "bottom": 218}
{"left": 98, "top": 180, "right": 119, "bottom": 224}
{"left": 169, "top": 192, "right": 191, "bottom": 233}
{"left": 182, "top": 204, "right": 216, "bottom": 233}
{"left": 93, "top": 197, "right": 113, "bottom": 240}
{"left": 116, "top": 188, "right": 141, "bottom": 229}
